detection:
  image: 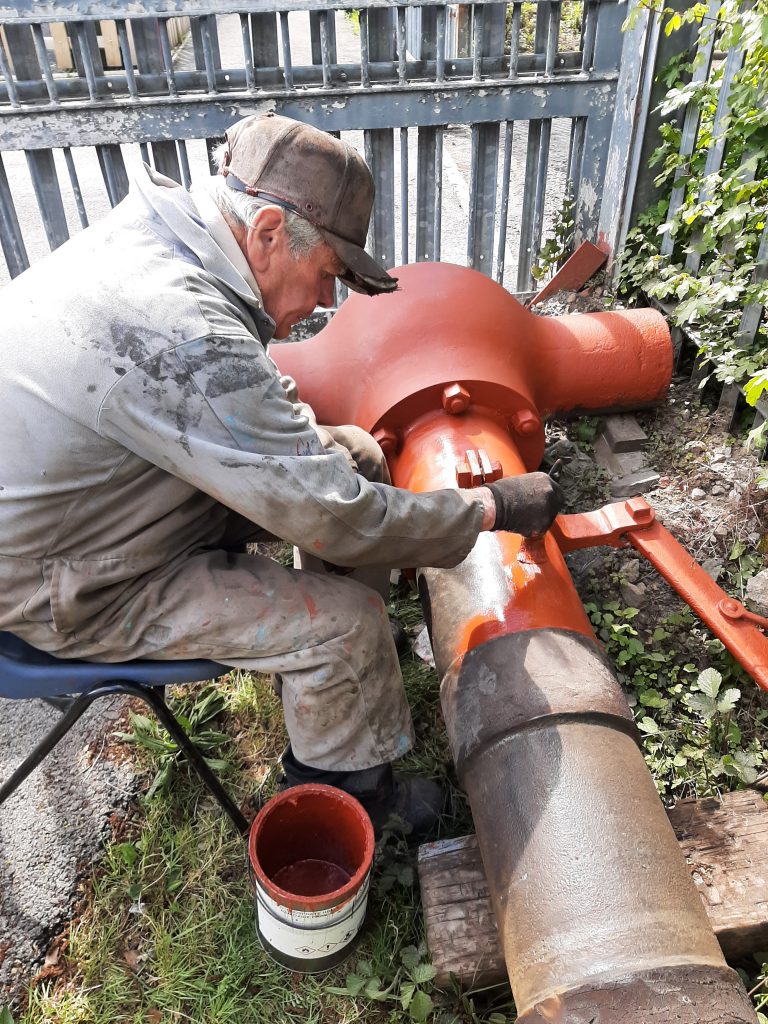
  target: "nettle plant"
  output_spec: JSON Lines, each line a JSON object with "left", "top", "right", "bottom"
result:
{"left": 618, "top": 0, "right": 768, "bottom": 428}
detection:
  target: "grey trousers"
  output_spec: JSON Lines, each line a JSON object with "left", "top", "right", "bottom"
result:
{"left": 133, "top": 425, "right": 413, "bottom": 771}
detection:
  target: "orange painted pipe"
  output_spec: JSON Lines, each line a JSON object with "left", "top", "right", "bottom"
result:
{"left": 389, "top": 407, "right": 594, "bottom": 670}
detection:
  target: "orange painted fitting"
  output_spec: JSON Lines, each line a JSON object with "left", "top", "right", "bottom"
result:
{"left": 510, "top": 408, "right": 541, "bottom": 436}
{"left": 372, "top": 427, "right": 399, "bottom": 457}
{"left": 272, "top": 262, "right": 672, "bottom": 473}
{"left": 442, "top": 383, "right": 471, "bottom": 415}
{"left": 390, "top": 408, "right": 595, "bottom": 669}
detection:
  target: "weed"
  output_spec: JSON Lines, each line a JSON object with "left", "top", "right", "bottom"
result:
{"left": 585, "top": 600, "right": 767, "bottom": 800}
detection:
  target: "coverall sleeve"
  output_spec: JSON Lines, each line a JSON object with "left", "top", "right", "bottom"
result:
{"left": 97, "top": 334, "right": 484, "bottom": 568}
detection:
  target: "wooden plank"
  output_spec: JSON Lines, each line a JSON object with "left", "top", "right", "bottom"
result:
{"left": 50, "top": 22, "right": 74, "bottom": 70}
{"left": 419, "top": 789, "right": 768, "bottom": 987}
{"left": 99, "top": 19, "right": 121, "bottom": 67}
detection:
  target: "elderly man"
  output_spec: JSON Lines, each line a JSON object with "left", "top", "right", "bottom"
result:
{"left": 0, "top": 113, "right": 562, "bottom": 836}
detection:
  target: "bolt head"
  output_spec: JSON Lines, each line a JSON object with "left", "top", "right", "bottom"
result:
{"left": 511, "top": 409, "right": 541, "bottom": 436}
{"left": 373, "top": 428, "right": 400, "bottom": 457}
{"left": 442, "top": 383, "right": 471, "bottom": 415}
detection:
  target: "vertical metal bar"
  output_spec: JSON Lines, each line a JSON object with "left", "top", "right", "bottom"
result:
{"left": 97, "top": 144, "right": 130, "bottom": 207}
{"left": 150, "top": 142, "right": 182, "bottom": 183}
{"left": 467, "top": 2, "right": 505, "bottom": 274}
{"left": 250, "top": 12, "right": 279, "bottom": 77}
{"left": 319, "top": 9, "right": 332, "bottom": 88}
{"left": 581, "top": 0, "right": 598, "bottom": 71}
{"left": 508, "top": 1, "right": 522, "bottom": 77}
{"left": 572, "top": 0, "right": 624, "bottom": 243}
{"left": 63, "top": 147, "right": 89, "bottom": 229}
{"left": 31, "top": 23, "right": 58, "bottom": 103}
{"left": 517, "top": 120, "right": 543, "bottom": 290}
{"left": 495, "top": 120, "right": 514, "bottom": 283}
{"left": 685, "top": 38, "right": 744, "bottom": 275}
{"left": 178, "top": 139, "right": 192, "bottom": 188}
{"left": 0, "top": 32, "right": 19, "bottom": 107}
{"left": 0, "top": 152, "right": 29, "bottom": 278}
{"left": 140, "top": 142, "right": 151, "bottom": 165}
{"left": 434, "top": 126, "right": 443, "bottom": 261}
{"left": 200, "top": 15, "right": 218, "bottom": 92}
{"left": 400, "top": 126, "right": 409, "bottom": 264}
{"left": 25, "top": 149, "right": 69, "bottom": 250}
{"left": 310, "top": 11, "right": 337, "bottom": 65}
{"left": 115, "top": 20, "right": 138, "bottom": 99}
{"left": 545, "top": 0, "right": 561, "bottom": 75}
{"left": 397, "top": 6, "right": 408, "bottom": 86}
{"left": 660, "top": 0, "right": 719, "bottom": 258}
{"left": 74, "top": 21, "right": 99, "bottom": 100}
{"left": 240, "top": 13, "right": 256, "bottom": 92}
{"left": 279, "top": 11, "right": 294, "bottom": 90}
{"left": 567, "top": 117, "right": 586, "bottom": 187}
{"left": 472, "top": 4, "right": 485, "bottom": 80}
{"left": 416, "top": 9, "right": 441, "bottom": 265}
{"left": 158, "top": 18, "right": 178, "bottom": 97}
{"left": 365, "top": 9, "right": 397, "bottom": 268}
{"left": 360, "top": 10, "right": 370, "bottom": 87}
{"left": 436, "top": 6, "right": 447, "bottom": 81}
{"left": 531, "top": 118, "right": 552, "bottom": 272}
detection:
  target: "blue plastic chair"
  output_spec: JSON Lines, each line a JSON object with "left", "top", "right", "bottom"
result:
{"left": 0, "top": 631, "right": 248, "bottom": 834}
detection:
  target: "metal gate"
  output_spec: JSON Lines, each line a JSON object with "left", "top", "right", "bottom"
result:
{"left": 0, "top": 0, "right": 652, "bottom": 294}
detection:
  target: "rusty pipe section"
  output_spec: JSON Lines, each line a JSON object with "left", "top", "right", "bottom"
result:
{"left": 393, "top": 411, "right": 754, "bottom": 1020}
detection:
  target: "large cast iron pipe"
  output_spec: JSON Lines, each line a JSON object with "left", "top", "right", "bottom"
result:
{"left": 271, "top": 263, "right": 757, "bottom": 1021}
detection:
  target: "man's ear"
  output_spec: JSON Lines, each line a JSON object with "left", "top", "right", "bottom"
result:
{"left": 245, "top": 205, "right": 286, "bottom": 273}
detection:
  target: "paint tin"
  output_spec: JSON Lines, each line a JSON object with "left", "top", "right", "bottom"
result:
{"left": 248, "top": 783, "right": 375, "bottom": 973}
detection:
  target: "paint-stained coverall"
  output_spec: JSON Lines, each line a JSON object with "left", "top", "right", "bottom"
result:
{"left": 0, "top": 166, "right": 486, "bottom": 770}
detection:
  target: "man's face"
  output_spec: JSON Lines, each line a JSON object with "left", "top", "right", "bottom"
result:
{"left": 244, "top": 206, "right": 344, "bottom": 339}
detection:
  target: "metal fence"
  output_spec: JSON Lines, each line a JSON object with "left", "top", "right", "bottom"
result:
{"left": 0, "top": 0, "right": 653, "bottom": 295}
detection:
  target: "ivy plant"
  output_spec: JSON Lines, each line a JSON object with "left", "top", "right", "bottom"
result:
{"left": 618, "top": 0, "right": 768, "bottom": 415}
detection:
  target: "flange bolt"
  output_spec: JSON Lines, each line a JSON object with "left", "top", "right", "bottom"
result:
{"left": 511, "top": 409, "right": 541, "bottom": 436}
{"left": 373, "top": 428, "right": 400, "bottom": 458}
{"left": 442, "top": 383, "right": 471, "bottom": 415}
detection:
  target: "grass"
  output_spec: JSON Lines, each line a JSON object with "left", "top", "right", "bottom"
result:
{"left": 15, "top": 584, "right": 513, "bottom": 1024}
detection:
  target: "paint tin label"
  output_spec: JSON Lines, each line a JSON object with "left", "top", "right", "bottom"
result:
{"left": 255, "top": 872, "right": 370, "bottom": 959}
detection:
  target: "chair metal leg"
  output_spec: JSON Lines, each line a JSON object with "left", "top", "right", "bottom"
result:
{"left": 0, "top": 688, "right": 99, "bottom": 807}
{"left": 123, "top": 682, "right": 249, "bottom": 836}
{"left": 42, "top": 695, "right": 76, "bottom": 712}
{"left": 0, "top": 682, "right": 249, "bottom": 836}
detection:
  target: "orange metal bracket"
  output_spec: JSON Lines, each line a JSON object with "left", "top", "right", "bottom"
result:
{"left": 553, "top": 497, "right": 768, "bottom": 692}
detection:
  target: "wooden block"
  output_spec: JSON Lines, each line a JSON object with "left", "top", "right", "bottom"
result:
{"left": 419, "top": 789, "right": 768, "bottom": 988}
{"left": 602, "top": 414, "right": 649, "bottom": 453}
{"left": 669, "top": 789, "right": 768, "bottom": 960}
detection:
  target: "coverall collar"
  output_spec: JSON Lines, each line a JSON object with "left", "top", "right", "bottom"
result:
{"left": 132, "top": 164, "right": 276, "bottom": 345}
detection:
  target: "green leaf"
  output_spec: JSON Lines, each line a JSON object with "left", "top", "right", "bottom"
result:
{"left": 409, "top": 990, "right": 435, "bottom": 1023}
{"left": 410, "top": 963, "right": 438, "bottom": 984}
{"left": 114, "top": 842, "right": 139, "bottom": 868}
{"left": 400, "top": 982, "right": 416, "bottom": 1010}
{"left": 344, "top": 973, "right": 367, "bottom": 996}
{"left": 639, "top": 688, "right": 669, "bottom": 709}
{"left": 638, "top": 716, "right": 660, "bottom": 735}
{"left": 696, "top": 668, "right": 722, "bottom": 699}
{"left": 716, "top": 688, "right": 741, "bottom": 714}
{"left": 0, "top": 1008, "right": 15, "bottom": 1024}
{"left": 364, "top": 976, "right": 389, "bottom": 1001}
{"left": 401, "top": 946, "right": 421, "bottom": 971}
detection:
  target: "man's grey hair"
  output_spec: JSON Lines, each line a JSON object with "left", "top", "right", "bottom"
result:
{"left": 210, "top": 141, "right": 324, "bottom": 260}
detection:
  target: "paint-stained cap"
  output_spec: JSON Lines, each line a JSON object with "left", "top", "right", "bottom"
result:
{"left": 220, "top": 113, "right": 398, "bottom": 297}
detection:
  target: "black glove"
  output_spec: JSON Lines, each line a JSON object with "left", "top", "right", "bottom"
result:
{"left": 486, "top": 472, "right": 565, "bottom": 537}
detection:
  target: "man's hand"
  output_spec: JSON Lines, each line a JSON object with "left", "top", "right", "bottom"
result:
{"left": 485, "top": 472, "right": 565, "bottom": 536}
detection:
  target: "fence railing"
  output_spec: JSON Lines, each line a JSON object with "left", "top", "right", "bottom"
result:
{"left": 0, "top": 0, "right": 649, "bottom": 296}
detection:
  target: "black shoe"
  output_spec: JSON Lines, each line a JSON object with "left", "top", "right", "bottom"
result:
{"left": 280, "top": 748, "right": 443, "bottom": 842}
{"left": 389, "top": 616, "right": 410, "bottom": 657}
